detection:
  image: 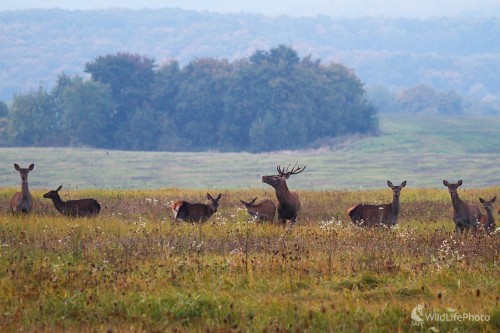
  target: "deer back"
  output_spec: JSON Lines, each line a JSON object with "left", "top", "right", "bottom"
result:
{"left": 240, "top": 198, "right": 276, "bottom": 221}
{"left": 348, "top": 203, "right": 392, "bottom": 227}
{"left": 64, "top": 199, "right": 101, "bottom": 217}
{"left": 172, "top": 193, "right": 221, "bottom": 223}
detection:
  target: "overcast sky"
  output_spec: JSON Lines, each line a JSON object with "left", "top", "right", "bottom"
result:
{"left": 2, "top": 0, "right": 499, "bottom": 18}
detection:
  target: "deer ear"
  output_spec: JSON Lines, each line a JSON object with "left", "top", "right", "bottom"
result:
{"left": 479, "top": 197, "right": 485, "bottom": 203}
{"left": 14, "top": 163, "right": 20, "bottom": 171}
{"left": 492, "top": 196, "right": 497, "bottom": 202}
{"left": 457, "top": 180, "right": 463, "bottom": 186}
{"left": 443, "top": 180, "right": 449, "bottom": 186}
{"left": 387, "top": 181, "right": 394, "bottom": 188}
{"left": 29, "top": 164, "right": 34, "bottom": 170}
{"left": 57, "top": 185, "right": 63, "bottom": 191}
{"left": 207, "top": 193, "right": 213, "bottom": 200}
{"left": 216, "top": 193, "right": 222, "bottom": 200}
{"left": 401, "top": 181, "right": 407, "bottom": 187}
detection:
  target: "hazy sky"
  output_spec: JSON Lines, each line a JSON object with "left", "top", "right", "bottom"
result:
{"left": 2, "top": 0, "right": 499, "bottom": 17}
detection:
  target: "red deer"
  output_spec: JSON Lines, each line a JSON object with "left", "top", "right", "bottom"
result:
{"left": 43, "top": 185, "right": 101, "bottom": 217}
{"left": 10, "top": 163, "right": 34, "bottom": 214}
{"left": 239, "top": 197, "right": 276, "bottom": 222}
{"left": 172, "top": 193, "right": 221, "bottom": 223}
{"left": 348, "top": 181, "right": 407, "bottom": 227}
{"left": 479, "top": 196, "right": 496, "bottom": 233}
{"left": 261, "top": 164, "right": 306, "bottom": 226}
{"left": 443, "top": 180, "right": 483, "bottom": 233}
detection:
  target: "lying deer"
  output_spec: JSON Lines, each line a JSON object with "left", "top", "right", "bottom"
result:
{"left": 479, "top": 196, "right": 496, "bottom": 233}
{"left": 43, "top": 185, "right": 101, "bottom": 217}
{"left": 443, "top": 180, "right": 483, "bottom": 233}
{"left": 172, "top": 193, "right": 221, "bottom": 223}
{"left": 262, "top": 164, "right": 306, "bottom": 226}
{"left": 348, "top": 181, "right": 407, "bottom": 227}
{"left": 239, "top": 197, "right": 276, "bottom": 222}
{"left": 10, "top": 163, "right": 34, "bottom": 214}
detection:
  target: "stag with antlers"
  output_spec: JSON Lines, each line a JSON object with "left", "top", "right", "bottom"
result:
{"left": 261, "top": 164, "right": 306, "bottom": 226}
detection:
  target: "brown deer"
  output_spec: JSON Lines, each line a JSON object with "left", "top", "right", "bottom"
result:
{"left": 172, "top": 193, "right": 222, "bottom": 223}
{"left": 239, "top": 197, "right": 276, "bottom": 222}
{"left": 479, "top": 196, "right": 496, "bottom": 233}
{"left": 443, "top": 180, "right": 483, "bottom": 233}
{"left": 43, "top": 185, "right": 101, "bottom": 217}
{"left": 261, "top": 164, "right": 306, "bottom": 226}
{"left": 348, "top": 181, "right": 407, "bottom": 227}
{"left": 10, "top": 163, "right": 35, "bottom": 214}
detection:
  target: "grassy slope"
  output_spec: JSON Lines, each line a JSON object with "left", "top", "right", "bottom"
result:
{"left": 0, "top": 113, "right": 499, "bottom": 190}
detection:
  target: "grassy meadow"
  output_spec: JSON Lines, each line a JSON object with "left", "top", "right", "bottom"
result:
{"left": 0, "top": 186, "right": 499, "bottom": 332}
{"left": 0, "top": 113, "right": 499, "bottom": 331}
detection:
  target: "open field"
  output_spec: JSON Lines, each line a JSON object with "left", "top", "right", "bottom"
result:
{"left": 1, "top": 114, "right": 499, "bottom": 190}
{"left": 0, "top": 187, "right": 499, "bottom": 332}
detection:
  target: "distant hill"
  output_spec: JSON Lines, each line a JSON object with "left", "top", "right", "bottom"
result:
{"left": 0, "top": 8, "right": 498, "bottom": 102}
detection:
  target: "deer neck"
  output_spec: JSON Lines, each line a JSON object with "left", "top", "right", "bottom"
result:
{"left": 391, "top": 194, "right": 400, "bottom": 216}
{"left": 21, "top": 179, "right": 30, "bottom": 198}
{"left": 450, "top": 194, "right": 465, "bottom": 215}
{"left": 50, "top": 195, "right": 66, "bottom": 213}
{"left": 485, "top": 209, "right": 495, "bottom": 228}
{"left": 275, "top": 182, "right": 292, "bottom": 204}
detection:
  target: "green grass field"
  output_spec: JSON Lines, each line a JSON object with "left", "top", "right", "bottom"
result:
{"left": 0, "top": 113, "right": 498, "bottom": 331}
{"left": 0, "top": 113, "right": 499, "bottom": 190}
{"left": 0, "top": 186, "right": 498, "bottom": 332}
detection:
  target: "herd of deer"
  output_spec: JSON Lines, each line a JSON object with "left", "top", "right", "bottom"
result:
{"left": 7, "top": 163, "right": 498, "bottom": 234}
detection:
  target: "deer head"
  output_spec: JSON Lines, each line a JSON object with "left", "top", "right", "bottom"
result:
{"left": 261, "top": 163, "right": 306, "bottom": 188}
{"left": 43, "top": 185, "right": 63, "bottom": 200}
{"left": 207, "top": 193, "right": 222, "bottom": 212}
{"left": 443, "top": 180, "right": 462, "bottom": 199}
{"left": 479, "top": 196, "right": 496, "bottom": 212}
{"left": 14, "top": 163, "right": 34, "bottom": 181}
{"left": 387, "top": 180, "right": 406, "bottom": 198}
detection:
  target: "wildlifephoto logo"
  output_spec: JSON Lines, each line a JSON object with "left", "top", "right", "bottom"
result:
{"left": 411, "top": 304, "right": 490, "bottom": 327}
{"left": 411, "top": 303, "right": 425, "bottom": 325}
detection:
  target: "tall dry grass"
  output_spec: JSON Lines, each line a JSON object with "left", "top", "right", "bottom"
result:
{"left": 0, "top": 187, "right": 498, "bottom": 332}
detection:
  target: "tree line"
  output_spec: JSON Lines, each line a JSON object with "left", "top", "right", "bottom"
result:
{"left": 0, "top": 46, "right": 378, "bottom": 152}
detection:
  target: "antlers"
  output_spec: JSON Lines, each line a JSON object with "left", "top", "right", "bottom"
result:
{"left": 277, "top": 163, "right": 306, "bottom": 178}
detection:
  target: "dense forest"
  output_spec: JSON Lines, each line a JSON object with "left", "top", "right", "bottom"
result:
{"left": 0, "top": 47, "right": 378, "bottom": 152}
{"left": 0, "top": 9, "right": 498, "bottom": 107}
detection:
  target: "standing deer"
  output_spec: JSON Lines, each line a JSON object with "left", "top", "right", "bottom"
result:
{"left": 348, "top": 181, "right": 407, "bottom": 227}
{"left": 261, "top": 164, "right": 306, "bottom": 226}
{"left": 43, "top": 185, "right": 101, "bottom": 217}
{"left": 10, "top": 163, "right": 34, "bottom": 214}
{"left": 443, "top": 180, "right": 483, "bottom": 233}
{"left": 239, "top": 197, "right": 276, "bottom": 222}
{"left": 172, "top": 193, "right": 222, "bottom": 223}
{"left": 479, "top": 196, "right": 496, "bottom": 233}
